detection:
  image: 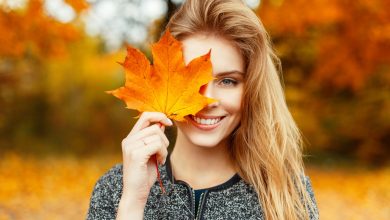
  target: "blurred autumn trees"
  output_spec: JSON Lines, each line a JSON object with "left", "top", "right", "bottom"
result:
{"left": 0, "top": 0, "right": 389, "bottom": 165}
{"left": 259, "top": 0, "right": 390, "bottom": 90}
{"left": 0, "top": 0, "right": 129, "bottom": 155}
{"left": 258, "top": 0, "right": 390, "bottom": 165}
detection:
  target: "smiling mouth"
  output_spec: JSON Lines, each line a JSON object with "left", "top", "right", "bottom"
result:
{"left": 188, "top": 115, "right": 226, "bottom": 130}
{"left": 191, "top": 115, "right": 223, "bottom": 125}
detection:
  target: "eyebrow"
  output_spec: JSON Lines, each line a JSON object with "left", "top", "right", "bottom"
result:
{"left": 214, "top": 70, "right": 245, "bottom": 77}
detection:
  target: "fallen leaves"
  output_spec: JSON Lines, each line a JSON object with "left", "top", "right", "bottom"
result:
{"left": 1, "top": 152, "right": 389, "bottom": 220}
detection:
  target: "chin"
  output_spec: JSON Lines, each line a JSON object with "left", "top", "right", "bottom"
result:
{"left": 176, "top": 123, "right": 230, "bottom": 148}
{"left": 184, "top": 132, "right": 225, "bottom": 148}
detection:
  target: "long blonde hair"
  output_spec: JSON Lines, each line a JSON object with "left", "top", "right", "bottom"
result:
{"left": 166, "top": 0, "right": 317, "bottom": 219}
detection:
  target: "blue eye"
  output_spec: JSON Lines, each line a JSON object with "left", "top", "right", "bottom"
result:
{"left": 219, "top": 78, "right": 237, "bottom": 87}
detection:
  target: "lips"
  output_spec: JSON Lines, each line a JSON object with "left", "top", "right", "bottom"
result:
{"left": 188, "top": 114, "right": 225, "bottom": 131}
{"left": 192, "top": 116, "right": 222, "bottom": 125}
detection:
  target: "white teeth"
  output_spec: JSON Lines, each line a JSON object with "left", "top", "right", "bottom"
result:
{"left": 192, "top": 116, "right": 222, "bottom": 125}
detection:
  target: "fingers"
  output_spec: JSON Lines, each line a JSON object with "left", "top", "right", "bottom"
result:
{"left": 123, "top": 136, "right": 168, "bottom": 165}
{"left": 133, "top": 140, "right": 168, "bottom": 164}
{"left": 121, "top": 112, "right": 172, "bottom": 166}
{"left": 129, "top": 124, "right": 169, "bottom": 146}
{"left": 131, "top": 112, "right": 173, "bottom": 135}
{"left": 122, "top": 125, "right": 169, "bottom": 159}
{"left": 142, "top": 134, "right": 163, "bottom": 145}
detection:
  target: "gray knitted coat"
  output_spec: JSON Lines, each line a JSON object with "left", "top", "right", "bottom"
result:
{"left": 86, "top": 154, "right": 319, "bottom": 220}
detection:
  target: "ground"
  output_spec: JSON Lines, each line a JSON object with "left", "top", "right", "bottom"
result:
{"left": 0, "top": 152, "right": 389, "bottom": 220}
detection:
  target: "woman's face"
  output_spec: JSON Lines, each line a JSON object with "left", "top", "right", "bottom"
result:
{"left": 175, "top": 34, "right": 245, "bottom": 148}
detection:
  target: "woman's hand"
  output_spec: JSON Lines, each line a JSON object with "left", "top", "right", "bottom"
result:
{"left": 117, "top": 112, "right": 172, "bottom": 218}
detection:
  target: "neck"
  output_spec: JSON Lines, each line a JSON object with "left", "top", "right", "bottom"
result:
{"left": 170, "top": 130, "right": 237, "bottom": 189}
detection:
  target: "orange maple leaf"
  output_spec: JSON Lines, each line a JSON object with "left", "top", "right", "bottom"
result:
{"left": 106, "top": 30, "right": 216, "bottom": 121}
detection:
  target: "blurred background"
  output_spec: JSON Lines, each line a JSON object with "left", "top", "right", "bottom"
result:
{"left": 0, "top": 0, "right": 389, "bottom": 219}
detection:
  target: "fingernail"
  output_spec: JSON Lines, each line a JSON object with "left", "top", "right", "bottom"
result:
{"left": 163, "top": 118, "right": 173, "bottom": 126}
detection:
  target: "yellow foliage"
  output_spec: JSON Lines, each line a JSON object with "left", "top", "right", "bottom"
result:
{"left": 0, "top": 152, "right": 389, "bottom": 220}
{"left": 0, "top": 152, "right": 120, "bottom": 220}
{"left": 307, "top": 166, "right": 390, "bottom": 220}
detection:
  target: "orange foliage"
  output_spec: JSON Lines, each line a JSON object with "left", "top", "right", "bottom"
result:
{"left": 307, "top": 166, "right": 390, "bottom": 220}
{"left": 258, "top": 0, "right": 390, "bottom": 91}
{"left": 0, "top": 152, "right": 388, "bottom": 219}
{"left": 0, "top": 152, "right": 120, "bottom": 219}
{"left": 64, "top": 0, "right": 89, "bottom": 13}
{"left": 0, "top": 0, "right": 87, "bottom": 58}
{"left": 107, "top": 30, "right": 215, "bottom": 122}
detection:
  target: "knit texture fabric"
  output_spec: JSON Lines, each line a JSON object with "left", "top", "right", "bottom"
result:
{"left": 86, "top": 159, "right": 319, "bottom": 220}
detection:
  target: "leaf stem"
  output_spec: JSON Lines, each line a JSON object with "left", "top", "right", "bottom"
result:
{"left": 156, "top": 123, "right": 166, "bottom": 194}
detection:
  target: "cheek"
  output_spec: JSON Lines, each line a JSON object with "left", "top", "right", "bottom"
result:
{"left": 216, "top": 89, "right": 243, "bottom": 115}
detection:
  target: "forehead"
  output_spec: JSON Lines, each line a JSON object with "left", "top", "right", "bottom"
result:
{"left": 181, "top": 34, "right": 245, "bottom": 75}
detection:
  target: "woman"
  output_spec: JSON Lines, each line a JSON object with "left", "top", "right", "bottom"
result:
{"left": 87, "top": 0, "right": 319, "bottom": 219}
